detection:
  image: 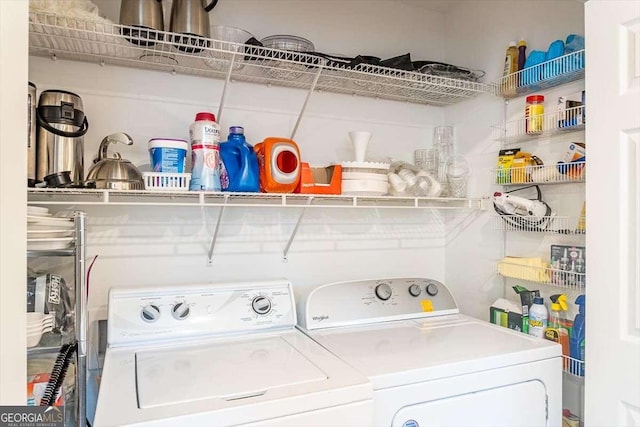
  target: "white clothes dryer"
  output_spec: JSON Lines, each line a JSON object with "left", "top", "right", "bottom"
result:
{"left": 297, "top": 278, "right": 562, "bottom": 427}
{"left": 94, "top": 279, "right": 373, "bottom": 427}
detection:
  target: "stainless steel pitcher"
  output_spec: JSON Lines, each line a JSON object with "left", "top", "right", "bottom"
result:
{"left": 119, "top": 0, "right": 164, "bottom": 46}
{"left": 36, "top": 90, "right": 89, "bottom": 184}
{"left": 170, "top": 0, "right": 218, "bottom": 52}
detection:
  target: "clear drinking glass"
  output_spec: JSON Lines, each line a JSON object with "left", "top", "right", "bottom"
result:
{"left": 433, "top": 126, "right": 454, "bottom": 195}
{"left": 446, "top": 155, "right": 471, "bottom": 198}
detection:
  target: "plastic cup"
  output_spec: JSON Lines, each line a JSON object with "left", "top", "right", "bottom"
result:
{"left": 349, "top": 131, "right": 372, "bottom": 163}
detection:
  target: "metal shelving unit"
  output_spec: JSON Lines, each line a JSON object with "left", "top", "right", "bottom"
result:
{"left": 27, "top": 212, "right": 86, "bottom": 427}
{"left": 28, "top": 12, "right": 491, "bottom": 108}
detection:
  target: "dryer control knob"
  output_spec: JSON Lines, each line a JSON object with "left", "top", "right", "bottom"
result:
{"left": 141, "top": 304, "right": 160, "bottom": 323}
{"left": 171, "top": 302, "right": 190, "bottom": 320}
{"left": 408, "top": 284, "right": 421, "bottom": 297}
{"left": 426, "top": 283, "right": 439, "bottom": 296}
{"left": 252, "top": 296, "right": 272, "bottom": 315}
{"left": 375, "top": 283, "right": 392, "bottom": 301}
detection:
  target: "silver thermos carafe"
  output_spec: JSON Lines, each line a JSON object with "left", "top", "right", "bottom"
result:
{"left": 36, "top": 90, "right": 89, "bottom": 184}
{"left": 170, "top": 0, "right": 218, "bottom": 52}
{"left": 119, "top": 0, "right": 164, "bottom": 46}
{"left": 28, "top": 82, "right": 37, "bottom": 186}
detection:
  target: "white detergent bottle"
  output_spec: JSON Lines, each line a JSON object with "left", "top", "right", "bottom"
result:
{"left": 527, "top": 296, "right": 548, "bottom": 338}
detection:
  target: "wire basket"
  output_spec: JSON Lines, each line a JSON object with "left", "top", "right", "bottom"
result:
{"left": 143, "top": 172, "right": 191, "bottom": 191}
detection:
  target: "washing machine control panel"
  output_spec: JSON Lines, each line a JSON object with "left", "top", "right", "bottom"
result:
{"left": 108, "top": 280, "right": 295, "bottom": 347}
{"left": 299, "top": 277, "right": 459, "bottom": 330}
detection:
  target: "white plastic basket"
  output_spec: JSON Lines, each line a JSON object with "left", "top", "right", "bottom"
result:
{"left": 143, "top": 172, "right": 191, "bottom": 191}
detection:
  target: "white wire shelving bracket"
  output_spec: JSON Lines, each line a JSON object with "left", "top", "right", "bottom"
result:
{"left": 206, "top": 194, "right": 229, "bottom": 264}
{"left": 28, "top": 12, "right": 492, "bottom": 106}
{"left": 282, "top": 197, "right": 313, "bottom": 263}
{"left": 496, "top": 50, "right": 585, "bottom": 99}
{"left": 493, "top": 105, "right": 585, "bottom": 146}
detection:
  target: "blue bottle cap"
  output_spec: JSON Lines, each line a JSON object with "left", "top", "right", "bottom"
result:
{"left": 533, "top": 297, "right": 543, "bottom": 304}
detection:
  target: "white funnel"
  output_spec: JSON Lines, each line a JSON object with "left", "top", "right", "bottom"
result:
{"left": 349, "top": 131, "right": 372, "bottom": 163}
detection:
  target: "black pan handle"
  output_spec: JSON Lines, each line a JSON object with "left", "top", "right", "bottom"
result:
{"left": 205, "top": 0, "right": 219, "bottom": 12}
{"left": 37, "top": 108, "right": 88, "bottom": 138}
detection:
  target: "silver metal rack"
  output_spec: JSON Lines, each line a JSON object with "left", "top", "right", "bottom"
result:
{"left": 26, "top": 212, "right": 86, "bottom": 427}
{"left": 28, "top": 12, "right": 491, "bottom": 107}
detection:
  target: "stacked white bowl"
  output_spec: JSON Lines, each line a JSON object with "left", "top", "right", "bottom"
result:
{"left": 341, "top": 131, "right": 390, "bottom": 196}
{"left": 27, "top": 312, "right": 54, "bottom": 348}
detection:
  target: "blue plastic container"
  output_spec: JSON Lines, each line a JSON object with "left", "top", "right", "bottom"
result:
{"left": 148, "top": 138, "right": 188, "bottom": 173}
{"left": 219, "top": 126, "right": 259, "bottom": 192}
{"left": 569, "top": 295, "right": 585, "bottom": 376}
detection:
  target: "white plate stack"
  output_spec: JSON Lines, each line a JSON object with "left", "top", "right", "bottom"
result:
{"left": 27, "top": 206, "right": 74, "bottom": 251}
{"left": 27, "top": 312, "right": 54, "bottom": 348}
{"left": 340, "top": 161, "right": 390, "bottom": 196}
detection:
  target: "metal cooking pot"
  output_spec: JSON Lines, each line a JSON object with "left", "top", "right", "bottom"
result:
{"left": 85, "top": 133, "right": 145, "bottom": 190}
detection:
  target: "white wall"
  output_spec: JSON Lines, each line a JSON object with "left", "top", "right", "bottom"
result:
{"left": 442, "top": 0, "right": 585, "bottom": 319}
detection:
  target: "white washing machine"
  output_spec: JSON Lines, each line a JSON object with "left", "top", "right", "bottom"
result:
{"left": 94, "top": 279, "right": 373, "bottom": 427}
{"left": 297, "top": 278, "right": 562, "bottom": 427}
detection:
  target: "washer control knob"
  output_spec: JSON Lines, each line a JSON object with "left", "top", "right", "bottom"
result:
{"left": 171, "top": 302, "right": 190, "bottom": 320}
{"left": 141, "top": 304, "right": 160, "bottom": 322}
{"left": 375, "top": 283, "right": 392, "bottom": 301}
{"left": 426, "top": 283, "right": 439, "bottom": 296}
{"left": 252, "top": 296, "right": 272, "bottom": 315}
{"left": 408, "top": 284, "right": 421, "bottom": 297}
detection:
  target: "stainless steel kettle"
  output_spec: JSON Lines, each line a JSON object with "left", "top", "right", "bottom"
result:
{"left": 169, "top": 0, "right": 218, "bottom": 53}
{"left": 85, "top": 133, "right": 145, "bottom": 190}
{"left": 119, "top": 0, "right": 164, "bottom": 46}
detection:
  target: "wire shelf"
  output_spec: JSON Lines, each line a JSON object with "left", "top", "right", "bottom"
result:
{"left": 497, "top": 260, "right": 585, "bottom": 289}
{"left": 494, "top": 105, "right": 585, "bottom": 145}
{"left": 27, "top": 188, "right": 484, "bottom": 210}
{"left": 494, "top": 163, "right": 585, "bottom": 186}
{"left": 28, "top": 12, "right": 491, "bottom": 106}
{"left": 563, "top": 355, "right": 585, "bottom": 378}
{"left": 493, "top": 215, "right": 585, "bottom": 234}
{"left": 497, "top": 50, "right": 585, "bottom": 98}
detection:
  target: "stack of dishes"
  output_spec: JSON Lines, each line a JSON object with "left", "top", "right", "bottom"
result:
{"left": 340, "top": 161, "right": 390, "bottom": 196}
{"left": 27, "top": 206, "right": 74, "bottom": 251}
{"left": 27, "top": 312, "right": 54, "bottom": 348}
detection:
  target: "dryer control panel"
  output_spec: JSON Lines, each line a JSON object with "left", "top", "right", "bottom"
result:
{"left": 298, "top": 277, "right": 459, "bottom": 330}
{"left": 107, "top": 279, "right": 295, "bottom": 347}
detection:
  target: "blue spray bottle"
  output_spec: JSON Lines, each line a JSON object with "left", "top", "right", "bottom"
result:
{"left": 569, "top": 295, "right": 585, "bottom": 376}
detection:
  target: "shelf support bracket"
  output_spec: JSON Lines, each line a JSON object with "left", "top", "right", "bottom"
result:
{"left": 207, "top": 195, "right": 229, "bottom": 265}
{"left": 290, "top": 64, "right": 324, "bottom": 140}
{"left": 282, "top": 196, "right": 313, "bottom": 262}
{"left": 217, "top": 50, "right": 238, "bottom": 123}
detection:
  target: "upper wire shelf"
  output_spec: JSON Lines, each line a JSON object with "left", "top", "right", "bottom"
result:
{"left": 497, "top": 50, "right": 585, "bottom": 99}
{"left": 28, "top": 12, "right": 492, "bottom": 106}
{"left": 27, "top": 188, "right": 484, "bottom": 210}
